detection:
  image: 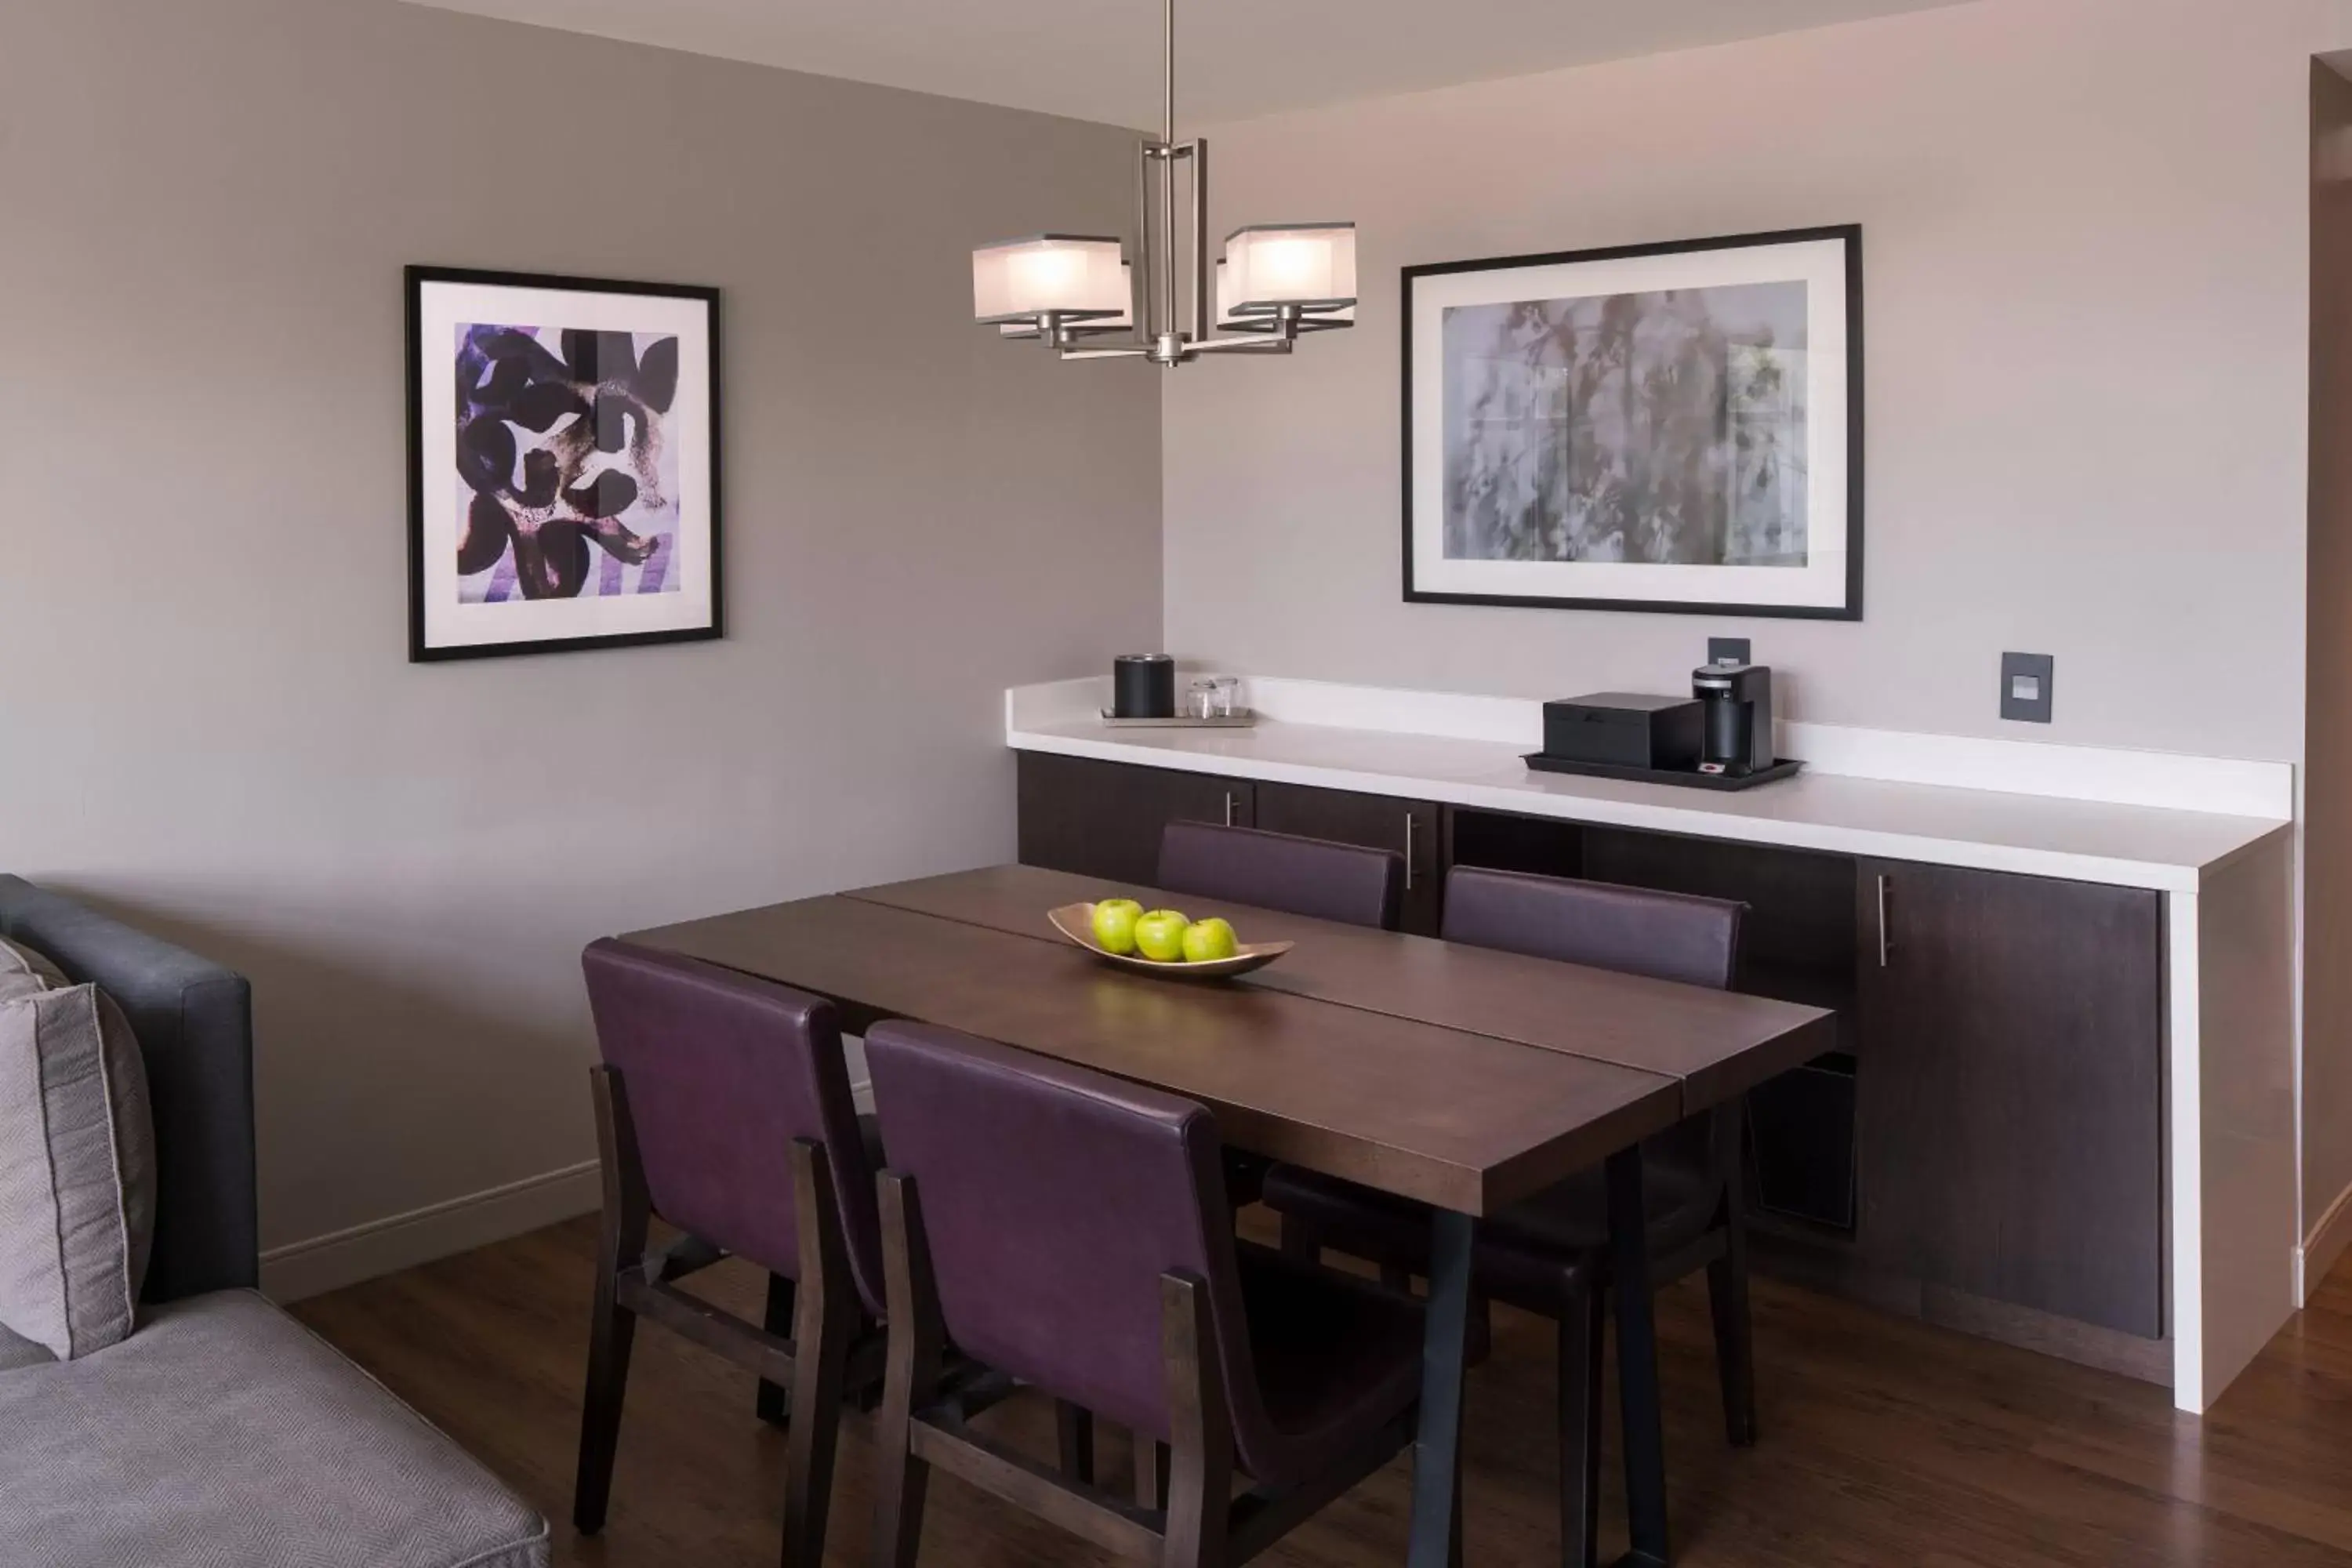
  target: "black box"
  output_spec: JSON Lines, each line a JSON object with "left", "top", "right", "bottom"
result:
{"left": 1541, "top": 693, "right": 1704, "bottom": 771}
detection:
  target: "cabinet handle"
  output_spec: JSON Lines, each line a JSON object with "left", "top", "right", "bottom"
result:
{"left": 1223, "top": 792, "right": 1236, "bottom": 828}
{"left": 1404, "top": 812, "right": 1417, "bottom": 891}
{"left": 1876, "top": 873, "right": 1892, "bottom": 967}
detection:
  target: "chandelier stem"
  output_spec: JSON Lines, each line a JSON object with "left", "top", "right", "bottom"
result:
{"left": 1162, "top": 0, "right": 1174, "bottom": 147}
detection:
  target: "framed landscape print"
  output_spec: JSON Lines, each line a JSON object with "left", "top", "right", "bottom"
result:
{"left": 1402, "top": 225, "right": 1862, "bottom": 619}
{"left": 407, "top": 266, "right": 722, "bottom": 661}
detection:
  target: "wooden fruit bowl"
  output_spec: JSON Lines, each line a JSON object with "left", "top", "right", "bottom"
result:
{"left": 1046, "top": 902, "right": 1293, "bottom": 981}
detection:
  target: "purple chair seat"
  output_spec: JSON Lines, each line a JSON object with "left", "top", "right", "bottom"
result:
{"left": 1230, "top": 1243, "right": 1425, "bottom": 1468}
{"left": 1258, "top": 865, "right": 1756, "bottom": 1568}
{"left": 573, "top": 939, "right": 889, "bottom": 1568}
{"left": 1157, "top": 820, "right": 1404, "bottom": 931}
{"left": 864, "top": 1022, "right": 1437, "bottom": 1568}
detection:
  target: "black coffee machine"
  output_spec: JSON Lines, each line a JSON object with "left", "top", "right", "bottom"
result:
{"left": 1692, "top": 663, "right": 1775, "bottom": 778}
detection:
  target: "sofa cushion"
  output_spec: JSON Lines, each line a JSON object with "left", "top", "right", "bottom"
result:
{"left": 0, "top": 974, "right": 155, "bottom": 1359}
{"left": 0, "top": 1289, "right": 550, "bottom": 1568}
{"left": 0, "top": 1317, "right": 53, "bottom": 1372}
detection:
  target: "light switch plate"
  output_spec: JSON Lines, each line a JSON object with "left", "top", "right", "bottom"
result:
{"left": 1708, "top": 637, "right": 1751, "bottom": 667}
{"left": 2001, "top": 652, "right": 2054, "bottom": 724}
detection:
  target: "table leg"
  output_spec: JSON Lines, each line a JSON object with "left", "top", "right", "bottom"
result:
{"left": 1609, "top": 1145, "right": 1670, "bottom": 1568}
{"left": 1407, "top": 1208, "right": 1475, "bottom": 1568}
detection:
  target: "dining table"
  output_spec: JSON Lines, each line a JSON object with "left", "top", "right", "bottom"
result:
{"left": 624, "top": 863, "right": 1835, "bottom": 1568}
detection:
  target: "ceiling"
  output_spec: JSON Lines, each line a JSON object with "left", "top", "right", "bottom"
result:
{"left": 397, "top": 0, "right": 1969, "bottom": 128}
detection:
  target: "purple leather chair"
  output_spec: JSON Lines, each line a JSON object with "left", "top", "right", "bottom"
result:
{"left": 1157, "top": 820, "right": 1405, "bottom": 931}
{"left": 575, "top": 938, "right": 888, "bottom": 1567}
{"left": 862, "top": 1021, "right": 1434, "bottom": 1568}
{"left": 1154, "top": 818, "right": 1405, "bottom": 1226}
{"left": 1260, "top": 866, "right": 1755, "bottom": 1568}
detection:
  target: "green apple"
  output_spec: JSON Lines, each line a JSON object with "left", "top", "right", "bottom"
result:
{"left": 1091, "top": 898, "right": 1145, "bottom": 956}
{"left": 1181, "top": 917, "right": 1239, "bottom": 964}
{"left": 1133, "top": 909, "right": 1192, "bottom": 963}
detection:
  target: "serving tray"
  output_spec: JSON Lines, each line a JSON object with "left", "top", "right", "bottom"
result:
{"left": 1523, "top": 754, "right": 1805, "bottom": 792}
{"left": 1099, "top": 710, "right": 1260, "bottom": 730}
{"left": 1046, "top": 902, "right": 1292, "bottom": 980}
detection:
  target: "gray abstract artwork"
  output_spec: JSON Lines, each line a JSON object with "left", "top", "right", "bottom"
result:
{"left": 1441, "top": 282, "right": 1809, "bottom": 567}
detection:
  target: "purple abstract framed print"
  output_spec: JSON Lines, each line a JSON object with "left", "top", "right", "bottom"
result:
{"left": 1403, "top": 226, "right": 1863, "bottom": 620}
{"left": 407, "top": 266, "right": 723, "bottom": 661}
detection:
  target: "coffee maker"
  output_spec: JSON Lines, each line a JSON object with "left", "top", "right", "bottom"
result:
{"left": 1691, "top": 663, "right": 1775, "bottom": 778}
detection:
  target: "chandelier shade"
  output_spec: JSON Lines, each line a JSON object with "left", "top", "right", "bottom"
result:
{"left": 1221, "top": 224, "right": 1357, "bottom": 316}
{"left": 971, "top": 236, "right": 1130, "bottom": 325}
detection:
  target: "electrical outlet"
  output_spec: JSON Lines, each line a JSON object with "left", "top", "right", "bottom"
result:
{"left": 2000, "top": 652, "right": 2054, "bottom": 724}
{"left": 1708, "top": 637, "right": 1751, "bottom": 668}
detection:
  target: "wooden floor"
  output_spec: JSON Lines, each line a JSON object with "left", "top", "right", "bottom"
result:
{"left": 294, "top": 1214, "right": 2352, "bottom": 1567}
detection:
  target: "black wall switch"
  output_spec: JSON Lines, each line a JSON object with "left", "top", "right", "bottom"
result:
{"left": 1708, "top": 637, "right": 1751, "bottom": 667}
{"left": 2001, "top": 652, "right": 2055, "bottom": 723}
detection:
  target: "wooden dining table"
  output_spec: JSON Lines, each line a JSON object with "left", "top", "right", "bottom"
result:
{"left": 625, "top": 863, "right": 1835, "bottom": 1568}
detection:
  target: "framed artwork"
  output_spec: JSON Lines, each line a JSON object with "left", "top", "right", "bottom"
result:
{"left": 406, "top": 266, "right": 722, "bottom": 661}
{"left": 1402, "top": 225, "right": 1862, "bottom": 620}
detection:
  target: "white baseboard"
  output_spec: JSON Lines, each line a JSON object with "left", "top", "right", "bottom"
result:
{"left": 2297, "top": 1181, "right": 2352, "bottom": 1305}
{"left": 260, "top": 1160, "right": 602, "bottom": 1304}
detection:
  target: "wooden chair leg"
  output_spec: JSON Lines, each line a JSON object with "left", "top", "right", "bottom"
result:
{"left": 875, "top": 1173, "right": 944, "bottom": 1568}
{"left": 1708, "top": 1215, "right": 1759, "bottom": 1449}
{"left": 1135, "top": 1438, "right": 1171, "bottom": 1509}
{"left": 1279, "top": 1214, "right": 1321, "bottom": 1265}
{"left": 757, "top": 1271, "right": 795, "bottom": 1427}
{"left": 782, "top": 1140, "right": 856, "bottom": 1568}
{"left": 1555, "top": 1288, "right": 1605, "bottom": 1568}
{"left": 1160, "top": 1272, "right": 1234, "bottom": 1568}
{"left": 1054, "top": 1401, "right": 1095, "bottom": 1485}
{"left": 573, "top": 1270, "right": 637, "bottom": 1534}
{"left": 575, "top": 1067, "right": 650, "bottom": 1536}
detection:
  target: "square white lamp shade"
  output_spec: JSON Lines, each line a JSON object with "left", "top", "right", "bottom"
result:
{"left": 1218, "top": 257, "right": 1355, "bottom": 332}
{"left": 974, "top": 235, "right": 1129, "bottom": 325}
{"left": 1001, "top": 262, "right": 1134, "bottom": 338}
{"left": 1221, "top": 223, "right": 1356, "bottom": 314}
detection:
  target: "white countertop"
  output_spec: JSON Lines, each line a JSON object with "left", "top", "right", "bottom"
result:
{"left": 1007, "top": 677, "right": 2292, "bottom": 893}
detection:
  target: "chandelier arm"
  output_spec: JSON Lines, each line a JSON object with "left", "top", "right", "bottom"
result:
{"left": 1057, "top": 343, "right": 1156, "bottom": 361}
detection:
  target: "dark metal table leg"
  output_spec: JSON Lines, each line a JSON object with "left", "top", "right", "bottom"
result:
{"left": 1609, "top": 1146, "right": 1670, "bottom": 1568}
{"left": 1407, "top": 1209, "right": 1476, "bottom": 1568}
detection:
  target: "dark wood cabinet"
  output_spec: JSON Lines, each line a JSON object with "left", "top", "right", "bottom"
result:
{"left": 1856, "top": 859, "right": 2164, "bottom": 1340}
{"left": 1011, "top": 753, "right": 2172, "bottom": 1370}
{"left": 1016, "top": 753, "right": 1252, "bottom": 887}
{"left": 1253, "top": 781, "right": 1443, "bottom": 935}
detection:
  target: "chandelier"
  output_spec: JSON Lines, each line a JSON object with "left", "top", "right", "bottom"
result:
{"left": 970, "top": 0, "right": 1357, "bottom": 368}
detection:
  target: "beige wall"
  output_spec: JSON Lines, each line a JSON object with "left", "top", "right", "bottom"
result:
{"left": 2308, "top": 59, "right": 2352, "bottom": 1252}
{"left": 0, "top": 0, "right": 1160, "bottom": 1276}
{"left": 1165, "top": 0, "right": 2347, "bottom": 761}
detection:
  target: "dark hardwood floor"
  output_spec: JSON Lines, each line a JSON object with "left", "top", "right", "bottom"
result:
{"left": 293, "top": 1214, "right": 2352, "bottom": 1566}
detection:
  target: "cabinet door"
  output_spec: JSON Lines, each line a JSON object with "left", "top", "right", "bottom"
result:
{"left": 1856, "top": 859, "right": 2163, "bottom": 1338}
{"left": 1016, "top": 753, "right": 1253, "bottom": 886}
{"left": 1253, "top": 781, "right": 1441, "bottom": 935}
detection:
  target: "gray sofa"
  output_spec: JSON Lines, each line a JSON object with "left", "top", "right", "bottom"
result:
{"left": 0, "top": 877, "right": 550, "bottom": 1568}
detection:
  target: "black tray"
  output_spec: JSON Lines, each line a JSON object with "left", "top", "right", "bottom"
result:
{"left": 1522, "top": 754, "right": 1805, "bottom": 792}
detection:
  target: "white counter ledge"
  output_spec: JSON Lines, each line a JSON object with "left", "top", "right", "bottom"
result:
{"left": 1007, "top": 676, "right": 2292, "bottom": 893}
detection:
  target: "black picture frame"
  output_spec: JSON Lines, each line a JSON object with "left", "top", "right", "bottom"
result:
{"left": 1400, "top": 224, "right": 1864, "bottom": 621}
{"left": 405, "top": 264, "right": 725, "bottom": 662}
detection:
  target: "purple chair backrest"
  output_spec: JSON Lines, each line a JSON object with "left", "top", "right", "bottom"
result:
{"left": 864, "top": 1022, "right": 1247, "bottom": 1443}
{"left": 581, "top": 939, "right": 885, "bottom": 1315}
{"left": 1157, "top": 821, "right": 1403, "bottom": 931}
{"left": 1442, "top": 866, "right": 1743, "bottom": 990}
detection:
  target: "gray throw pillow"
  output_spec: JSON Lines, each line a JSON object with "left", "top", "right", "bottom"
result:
{"left": 0, "top": 934, "right": 67, "bottom": 1001}
{"left": 0, "top": 940, "right": 155, "bottom": 1360}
